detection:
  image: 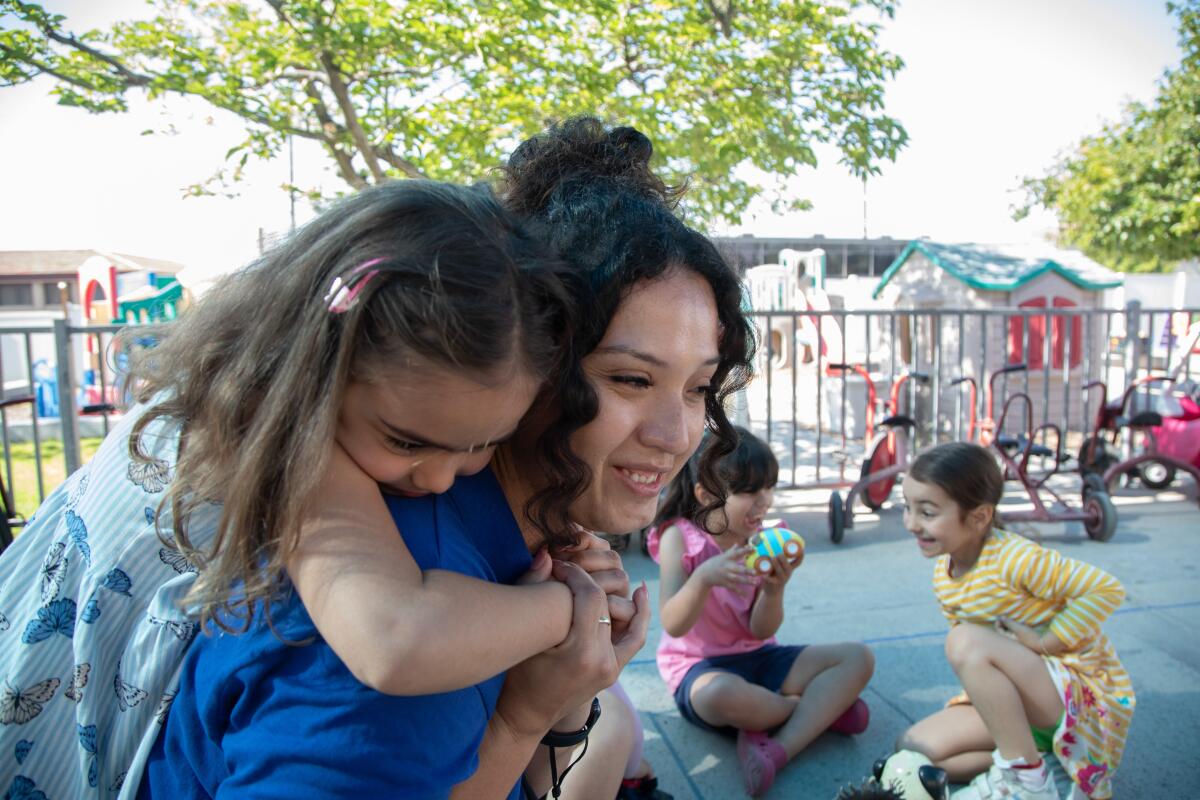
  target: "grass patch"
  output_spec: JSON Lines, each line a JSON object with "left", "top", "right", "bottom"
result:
{"left": 4, "top": 437, "right": 103, "bottom": 520}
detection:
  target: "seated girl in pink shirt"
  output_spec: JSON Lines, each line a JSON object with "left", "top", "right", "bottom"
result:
{"left": 647, "top": 427, "right": 875, "bottom": 797}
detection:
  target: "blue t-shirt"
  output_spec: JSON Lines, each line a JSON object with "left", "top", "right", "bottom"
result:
{"left": 138, "top": 468, "right": 531, "bottom": 799}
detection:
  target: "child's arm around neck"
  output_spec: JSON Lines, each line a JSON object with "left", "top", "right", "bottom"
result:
{"left": 287, "top": 442, "right": 572, "bottom": 696}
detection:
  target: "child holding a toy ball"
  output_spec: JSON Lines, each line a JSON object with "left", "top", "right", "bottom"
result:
{"left": 647, "top": 427, "right": 875, "bottom": 797}
{"left": 896, "top": 443, "right": 1135, "bottom": 800}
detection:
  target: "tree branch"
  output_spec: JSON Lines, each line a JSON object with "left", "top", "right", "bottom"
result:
{"left": 373, "top": 145, "right": 426, "bottom": 179}
{"left": 327, "top": 142, "right": 369, "bottom": 189}
{"left": 0, "top": 42, "right": 115, "bottom": 93}
{"left": 317, "top": 52, "right": 386, "bottom": 182}
{"left": 302, "top": 80, "right": 368, "bottom": 187}
{"left": 704, "top": 0, "right": 735, "bottom": 36}
{"left": 38, "top": 27, "right": 152, "bottom": 86}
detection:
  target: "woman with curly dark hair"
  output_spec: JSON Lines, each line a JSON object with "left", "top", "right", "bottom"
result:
{"left": 139, "top": 117, "right": 753, "bottom": 800}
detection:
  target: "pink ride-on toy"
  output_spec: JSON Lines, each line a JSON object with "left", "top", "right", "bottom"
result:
{"left": 1079, "top": 373, "right": 1200, "bottom": 504}
{"left": 827, "top": 366, "right": 929, "bottom": 544}
{"left": 957, "top": 363, "right": 1119, "bottom": 542}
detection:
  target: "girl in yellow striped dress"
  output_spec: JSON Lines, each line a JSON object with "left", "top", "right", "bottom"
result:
{"left": 896, "top": 443, "right": 1134, "bottom": 800}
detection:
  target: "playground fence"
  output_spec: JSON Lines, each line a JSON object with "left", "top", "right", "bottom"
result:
{"left": 743, "top": 302, "right": 1198, "bottom": 487}
{"left": 0, "top": 304, "right": 1195, "bottom": 523}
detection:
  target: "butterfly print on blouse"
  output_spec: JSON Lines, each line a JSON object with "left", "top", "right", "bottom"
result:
{"left": 80, "top": 593, "right": 101, "bottom": 624}
{"left": 158, "top": 546, "right": 197, "bottom": 575}
{"left": 21, "top": 599, "right": 75, "bottom": 644}
{"left": 0, "top": 678, "right": 60, "bottom": 725}
{"left": 113, "top": 662, "right": 148, "bottom": 712}
{"left": 78, "top": 723, "right": 99, "bottom": 787}
{"left": 148, "top": 615, "right": 198, "bottom": 644}
{"left": 65, "top": 510, "right": 90, "bottom": 567}
{"left": 67, "top": 468, "right": 90, "bottom": 508}
{"left": 4, "top": 774, "right": 48, "bottom": 800}
{"left": 101, "top": 568, "right": 133, "bottom": 597}
{"left": 154, "top": 689, "right": 176, "bottom": 725}
{"left": 127, "top": 457, "right": 170, "bottom": 494}
{"left": 64, "top": 663, "right": 90, "bottom": 703}
{"left": 38, "top": 543, "right": 67, "bottom": 604}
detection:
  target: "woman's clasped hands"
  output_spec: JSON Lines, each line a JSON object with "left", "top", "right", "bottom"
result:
{"left": 498, "top": 534, "right": 649, "bottom": 746}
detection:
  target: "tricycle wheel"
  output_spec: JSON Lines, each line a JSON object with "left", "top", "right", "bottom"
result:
{"left": 1081, "top": 472, "right": 1107, "bottom": 501}
{"left": 1083, "top": 491, "right": 1117, "bottom": 542}
{"left": 1138, "top": 460, "right": 1176, "bottom": 490}
{"left": 859, "top": 440, "right": 896, "bottom": 511}
{"left": 829, "top": 492, "right": 846, "bottom": 544}
{"left": 1077, "top": 436, "right": 1117, "bottom": 474}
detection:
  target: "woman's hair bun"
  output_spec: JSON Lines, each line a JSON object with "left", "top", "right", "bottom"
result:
{"left": 501, "top": 116, "right": 684, "bottom": 215}
{"left": 605, "top": 125, "right": 653, "bottom": 170}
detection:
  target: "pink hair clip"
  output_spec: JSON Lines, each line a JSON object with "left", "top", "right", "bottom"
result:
{"left": 325, "top": 258, "right": 385, "bottom": 313}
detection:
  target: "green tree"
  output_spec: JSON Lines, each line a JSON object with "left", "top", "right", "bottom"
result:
{"left": 0, "top": 0, "right": 906, "bottom": 224}
{"left": 1018, "top": 1, "right": 1200, "bottom": 272}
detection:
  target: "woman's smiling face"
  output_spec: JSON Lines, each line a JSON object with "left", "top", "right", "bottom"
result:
{"left": 566, "top": 269, "right": 721, "bottom": 534}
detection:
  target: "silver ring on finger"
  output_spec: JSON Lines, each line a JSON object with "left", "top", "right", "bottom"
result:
{"left": 598, "top": 616, "right": 612, "bottom": 626}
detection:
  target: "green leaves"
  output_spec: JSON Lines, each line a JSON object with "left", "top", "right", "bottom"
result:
{"left": 1019, "top": 0, "right": 1199, "bottom": 272}
{"left": 1, "top": 0, "right": 907, "bottom": 224}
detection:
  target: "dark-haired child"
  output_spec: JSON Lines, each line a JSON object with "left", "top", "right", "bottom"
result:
{"left": 648, "top": 427, "right": 874, "bottom": 797}
{"left": 896, "top": 442, "right": 1134, "bottom": 800}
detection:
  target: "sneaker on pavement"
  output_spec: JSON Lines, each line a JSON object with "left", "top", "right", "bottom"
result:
{"left": 951, "top": 762, "right": 1060, "bottom": 800}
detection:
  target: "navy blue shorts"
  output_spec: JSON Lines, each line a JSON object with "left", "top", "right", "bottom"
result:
{"left": 673, "top": 644, "right": 807, "bottom": 735}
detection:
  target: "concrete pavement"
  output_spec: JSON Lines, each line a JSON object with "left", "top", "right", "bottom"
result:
{"left": 617, "top": 480, "right": 1200, "bottom": 799}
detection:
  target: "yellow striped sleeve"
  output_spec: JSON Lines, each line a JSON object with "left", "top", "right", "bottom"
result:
{"left": 1003, "top": 540, "right": 1124, "bottom": 649}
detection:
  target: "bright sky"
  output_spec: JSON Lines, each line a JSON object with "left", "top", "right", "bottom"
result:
{"left": 0, "top": 0, "right": 1183, "bottom": 278}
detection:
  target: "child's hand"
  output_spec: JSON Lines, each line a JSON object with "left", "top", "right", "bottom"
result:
{"left": 516, "top": 548, "right": 554, "bottom": 585}
{"left": 551, "top": 534, "right": 635, "bottom": 631}
{"left": 760, "top": 551, "right": 799, "bottom": 592}
{"left": 695, "top": 544, "right": 757, "bottom": 590}
{"left": 994, "top": 616, "right": 1045, "bottom": 654}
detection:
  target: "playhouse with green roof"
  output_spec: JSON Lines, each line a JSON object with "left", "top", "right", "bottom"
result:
{"left": 872, "top": 240, "right": 1123, "bottom": 426}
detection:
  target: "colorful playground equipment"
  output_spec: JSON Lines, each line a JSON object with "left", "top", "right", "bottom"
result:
{"left": 1079, "top": 375, "right": 1200, "bottom": 496}
{"left": 956, "top": 363, "right": 1118, "bottom": 541}
{"left": 1078, "top": 324, "right": 1200, "bottom": 505}
{"left": 827, "top": 366, "right": 928, "bottom": 543}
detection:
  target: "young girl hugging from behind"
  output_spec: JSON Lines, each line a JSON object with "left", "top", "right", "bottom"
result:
{"left": 0, "top": 180, "right": 623, "bottom": 798}
{"left": 896, "top": 442, "right": 1135, "bottom": 800}
{"left": 648, "top": 427, "right": 874, "bottom": 797}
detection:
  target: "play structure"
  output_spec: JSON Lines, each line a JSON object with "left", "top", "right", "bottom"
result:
{"left": 743, "top": 248, "right": 843, "bottom": 372}
{"left": 872, "top": 241, "right": 1122, "bottom": 429}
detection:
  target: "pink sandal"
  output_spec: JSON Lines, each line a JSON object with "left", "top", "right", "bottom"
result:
{"left": 827, "top": 697, "right": 870, "bottom": 735}
{"left": 736, "top": 729, "right": 787, "bottom": 797}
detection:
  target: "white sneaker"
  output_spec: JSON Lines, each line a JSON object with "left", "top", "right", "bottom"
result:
{"left": 951, "top": 761, "right": 1060, "bottom": 800}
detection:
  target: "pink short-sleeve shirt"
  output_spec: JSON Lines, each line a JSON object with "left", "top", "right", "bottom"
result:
{"left": 648, "top": 517, "right": 774, "bottom": 693}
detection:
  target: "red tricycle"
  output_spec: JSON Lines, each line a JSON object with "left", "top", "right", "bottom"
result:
{"left": 827, "top": 366, "right": 929, "bottom": 544}
{"left": 956, "top": 363, "right": 1118, "bottom": 542}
